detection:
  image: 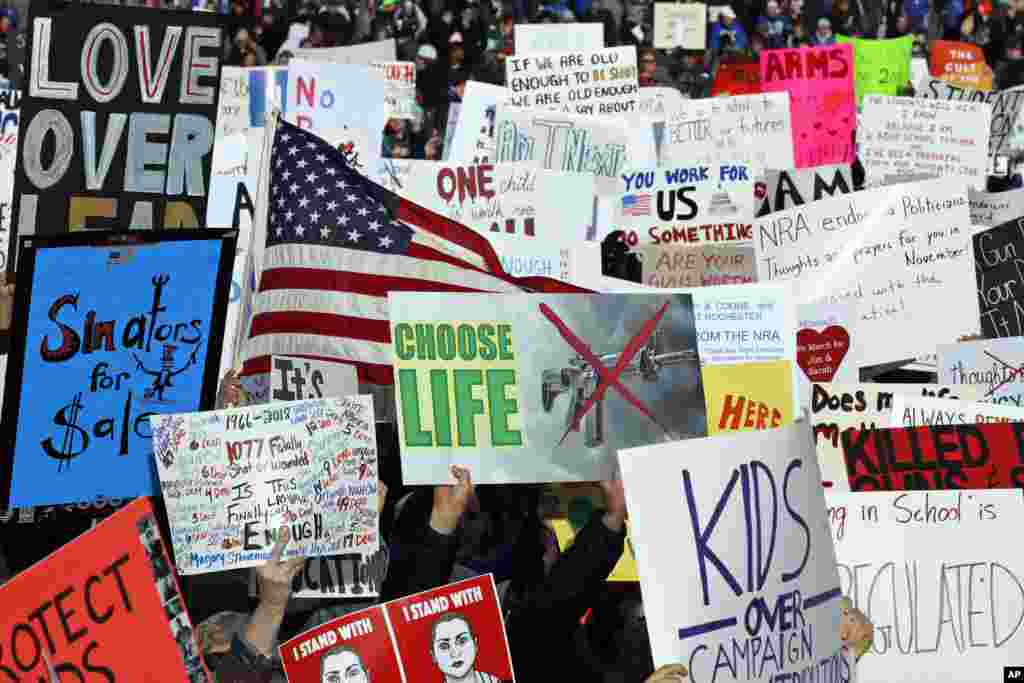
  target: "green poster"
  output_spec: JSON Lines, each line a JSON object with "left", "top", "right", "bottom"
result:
{"left": 838, "top": 35, "right": 913, "bottom": 106}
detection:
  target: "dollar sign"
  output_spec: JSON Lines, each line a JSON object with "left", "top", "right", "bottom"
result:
{"left": 41, "top": 392, "right": 89, "bottom": 471}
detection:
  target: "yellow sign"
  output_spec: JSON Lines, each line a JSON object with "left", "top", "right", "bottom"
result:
{"left": 702, "top": 360, "right": 794, "bottom": 435}
{"left": 543, "top": 483, "right": 638, "bottom": 582}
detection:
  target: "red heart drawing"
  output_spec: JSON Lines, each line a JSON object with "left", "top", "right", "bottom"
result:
{"left": 796, "top": 326, "right": 850, "bottom": 383}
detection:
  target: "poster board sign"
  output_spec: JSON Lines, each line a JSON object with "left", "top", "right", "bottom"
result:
{"left": 11, "top": 5, "right": 223, "bottom": 268}
{"left": 638, "top": 86, "right": 689, "bottom": 119}
{"left": 701, "top": 360, "right": 793, "bottom": 435}
{"left": 856, "top": 94, "right": 991, "bottom": 188}
{"left": 970, "top": 187, "right": 1024, "bottom": 226}
{"left": 828, "top": 489, "right": 1024, "bottom": 682}
{"left": 618, "top": 422, "right": 843, "bottom": 674}
{"left": 710, "top": 61, "right": 761, "bottom": 97}
{"left": 152, "top": 395, "right": 378, "bottom": 574}
{"left": 371, "top": 61, "right": 417, "bottom": 120}
{"left": 270, "top": 355, "right": 359, "bottom": 402}
{"left": 930, "top": 40, "right": 993, "bottom": 91}
{"left": 0, "top": 498, "right": 212, "bottom": 680}
{"left": 837, "top": 34, "right": 913, "bottom": 106}
{"left": 891, "top": 394, "right": 1024, "bottom": 427}
{"left": 917, "top": 79, "right": 1024, "bottom": 161}
{"left": 759, "top": 45, "right": 856, "bottom": 168}
{"left": 542, "top": 483, "right": 638, "bottom": 581}
{"left": 493, "top": 106, "right": 656, "bottom": 195}
{"left": 288, "top": 548, "right": 387, "bottom": 600}
{"left": 974, "top": 219, "right": 1024, "bottom": 338}
{"left": 634, "top": 243, "right": 756, "bottom": 288}
{"left": 613, "top": 162, "right": 756, "bottom": 247}
{"left": 0, "top": 90, "right": 17, "bottom": 272}
{"left": 653, "top": 3, "right": 707, "bottom": 50}
{"left": 754, "top": 177, "right": 980, "bottom": 366}
{"left": 938, "top": 337, "right": 1024, "bottom": 405}
{"left": 755, "top": 164, "right": 854, "bottom": 217}
{"left": 505, "top": 46, "right": 638, "bottom": 117}
{"left": 212, "top": 66, "right": 287, "bottom": 176}
{"left": 288, "top": 39, "right": 396, "bottom": 65}
{"left": 514, "top": 23, "right": 604, "bottom": 54}
{"left": 447, "top": 81, "right": 505, "bottom": 164}
{"left": 280, "top": 575, "right": 515, "bottom": 682}
{"left": 811, "top": 382, "right": 983, "bottom": 490}
{"left": 661, "top": 93, "right": 795, "bottom": 171}
{"left": 796, "top": 302, "right": 858, "bottom": 402}
{"left": 0, "top": 231, "right": 235, "bottom": 508}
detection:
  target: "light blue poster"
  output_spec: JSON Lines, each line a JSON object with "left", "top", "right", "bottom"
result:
{"left": 2, "top": 235, "right": 233, "bottom": 506}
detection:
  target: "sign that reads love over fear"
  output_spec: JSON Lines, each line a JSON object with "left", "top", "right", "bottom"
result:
{"left": 12, "top": 2, "right": 222, "bottom": 265}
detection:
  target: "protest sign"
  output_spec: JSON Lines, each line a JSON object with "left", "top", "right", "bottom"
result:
{"left": 287, "top": 62, "right": 388, "bottom": 177}
{"left": 759, "top": 44, "right": 856, "bottom": 168}
{"left": 493, "top": 106, "right": 656, "bottom": 195}
{"left": 653, "top": 3, "right": 707, "bottom": 49}
{"left": 811, "top": 383, "right": 983, "bottom": 490}
{"left": 389, "top": 292, "right": 707, "bottom": 484}
{"left": 710, "top": 61, "right": 761, "bottom": 97}
{"left": 796, "top": 302, "right": 858, "bottom": 394}
{"left": 370, "top": 61, "right": 417, "bottom": 120}
{"left": 917, "top": 79, "right": 1024, "bottom": 167}
{"left": 973, "top": 219, "right": 1024, "bottom": 338}
{"left": 271, "top": 355, "right": 359, "bottom": 403}
{"left": 542, "top": 482, "right": 638, "bottom": 581}
{"left": 10, "top": 5, "right": 222, "bottom": 268}
{"left": 755, "top": 177, "right": 980, "bottom": 366}
{"left": 661, "top": 93, "right": 794, "bottom": 171}
{"left": 634, "top": 243, "right": 756, "bottom": 288}
{"left": 618, "top": 422, "right": 843, "bottom": 675}
{"left": 828, "top": 489, "right": 1024, "bottom": 682}
{"left": 837, "top": 35, "right": 913, "bottom": 106}
{"left": 930, "top": 40, "right": 993, "bottom": 91}
{"left": 860, "top": 94, "right": 995, "bottom": 187}
{"left": 891, "top": 395, "right": 1024, "bottom": 427}
{"left": 0, "top": 498, "right": 210, "bottom": 680}
{"left": 212, "top": 66, "right": 287, "bottom": 176}
{"left": 911, "top": 55, "right": 930, "bottom": 87}
{"left": 448, "top": 81, "right": 507, "bottom": 163}
{"left": 701, "top": 360, "right": 793, "bottom": 435}
{"left": 638, "top": 86, "right": 689, "bottom": 119}
{"left": 282, "top": 547, "right": 388, "bottom": 600}
{"left": 280, "top": 575, "right": 514, "bottom": 682}
{"left": 970, "top": 187, "right": 1024, "bottom": 226}
{"left": 938, "top": 337, "right": 1024, "bottom": 405}
{"left": 152, "top": 395, "right": 378, "bottom": 574}
{"left": 514, "top": 23, "right": 604, "bottom": 53}
{"left": 288, "top": 39, "right": 396, "bottom": 64}
{"left": 0, "top": 231, "right": 235, "bottom": 508}
{"left": 0, "top": 90, "right": 17, "bottom": 272}
{"left": 613, "top": 162, "right": 755, "bottom": 248}
{"left": 755, "top": 164, "right": 855, "bottom": 217}
{"left": 505, "top": 46, "right": 638, "bottom": 117}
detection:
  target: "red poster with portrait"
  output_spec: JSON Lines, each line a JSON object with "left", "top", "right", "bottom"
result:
{"left": 281, "top": 606, "right": 402, "bottom": 682}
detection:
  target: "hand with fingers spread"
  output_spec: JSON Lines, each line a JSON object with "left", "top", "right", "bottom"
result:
{"left": 430, "top": 465, "right": 475, "bottom": 534}
{"left": 600, "top": 478, "right": 627, "bottom": 533}
{"left": 644, "top": 664, "right": 689, "bottom": 682}
{"left": 246, "top": 527, "right": 305, "bottom": 658}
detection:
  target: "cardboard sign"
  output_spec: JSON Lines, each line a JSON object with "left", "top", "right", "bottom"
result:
{"left": 614, "top": 162, "right": 756, "bottom": 247}
{"left": 811, "top": 383, "right": 983, "bottom": 490}
{"left": 11, "top": 5, "right": 222, "bottom": 268}
{"left": 827, "top": 489, "right": 1024, "bottom": 682}
{"left": 661, "top": 93, "right": 795, "bottom": 171}
{"left": 152, "top": 395, "right": 378, "bottom": 574}
{"left": 447, "top": 81, "right": 506, "bottom": 164}
{"left": 618, "top": 422, "right": 843, "bottom": 674}
{"left": 755, "top": 164, "right": 854, "bottom": 217}
{"left": 891, "top": 395, "right": 1024, "bottom": 427}
{"left": 701, "top": 360, "right": 793, "bottom": 435}
{"left": 0, "top": 498, "right": 211, "bottom": 680}
{"left": 371, "top": 61, "right": 417, "bottom": 120}
{"left": 930, "top": 40, "right": 993, "bottom": 91}
{"left": 493, "top": 106, "right": 656, "bottom": 195}
{"left": 542, "top": 483, "right": 638, "bottom": 581}
{"left": 837, "top": 35, "right": 913, "bottom": 106}
{"left": 917, "top": 79, "right": 1024, "bottom": 161}
{"left": 0, "top": 232, "right": 235, "bottom": 508}
{"left": 514, "top": 23, "right": 604, "bottom": 53}
{"left": 288, "top": 39, "right": 396, "bottom": 64}
{"left": 710, "top": 62, "right": 761, "bottom": 97}
{"left": 759, "top": 45, "right": 856, "bottom": 168}
{"left": 970, "top": 187, "right": 1024, "bottom": 226}
{"left": 280, "top": 575, "right": 515, "bottom": 682}
{"left": 505, "top": 46, "right": 638, "bottom": 117}
{"left": 653, "top": 3, "right": 707, "bottom": 49}
{"left": 973, "top": 219, "right": 1024, "bottom": 338}
{"left": 634, "top": 243, "right": 756, "bottom": 288}
{"left": 755, "top": 177, "right": 980, "bottom": 366}
{"left": 938, "top": 337, "right": 1024, "bottom": 405}
{"left": 271, "top": 355, "right": 359, "bottom": 402}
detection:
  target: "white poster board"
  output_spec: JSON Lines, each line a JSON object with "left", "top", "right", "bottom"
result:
{"left": 891, "top": 395, "right": 1024, "bottom": 427}
{"left": 859, "top": 95, "right": 991, "bottom": 190}
{"left": 288, "top": 39, "right": 396, "bottom": 64}
{"left": 505, "top": 46, "right": 638, "bottom": 117}
{"left": 827, "top": 488, "right": 1024, "bottom": 683}
{"left": 754, "top": 177, "right": 980, "bottom": 366}
{"left": 447, "top": 81, "right": 508, "bottom": 163}
{"left": 619, "top": 422, "right": 843, "bottom": 676}
{"left": 370, "top": 61, "right": 417, "bottom": 120}
{"left": 969, "top": 187, "right": 1024, "bottom": 227}
{"left": 270, "top": 356, "right": 359, "bottom": 402}
{"left": 757, "top": 165, "right": 855, "bottom": 216}
{"left": 653, "top": 3, "right": 707, "bottom": 49}
{"left": 514, "top": 23, "right": 604, "bottom": 54}
{"left": 917, "top": 79, "right": 1024, "bottom": 160}
{"left": 938, "top": 337, "right": 1024, "bottom": 406}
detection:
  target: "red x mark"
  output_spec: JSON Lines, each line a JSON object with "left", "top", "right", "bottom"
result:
{"left": 984, "top": 350, "right": 1024, "bottom": 397}
{"left": 539, "top": 301, "right": 675, "bottom": 445}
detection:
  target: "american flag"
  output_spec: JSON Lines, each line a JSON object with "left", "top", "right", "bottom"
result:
{"left": 622, "top": 194, "right": 651, "bottom": 216}
{"left": 239, "top": 119, "right": 587, "bottom": 384}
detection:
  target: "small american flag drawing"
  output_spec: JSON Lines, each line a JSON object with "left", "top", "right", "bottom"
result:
{"left": 622, "top": 194, "right": 651, "bottom": 216}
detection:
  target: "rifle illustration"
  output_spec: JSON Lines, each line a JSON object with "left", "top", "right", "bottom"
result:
{"left": 541, "top": 332, "right": 700, "bottom": 448}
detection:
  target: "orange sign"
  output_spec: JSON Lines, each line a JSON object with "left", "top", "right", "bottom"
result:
{"left": 711, "top": 61, "right": 762, "bottom": 96}
{"left": 930, "top": 40, "right": 994, "bottom": 91}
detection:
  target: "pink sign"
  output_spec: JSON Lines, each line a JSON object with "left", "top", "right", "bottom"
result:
{"left": 760, "top": 45, "right": 856, "bottom": 168}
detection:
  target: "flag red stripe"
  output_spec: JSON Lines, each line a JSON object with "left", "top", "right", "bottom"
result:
{"left": 398, "top": 199, "right": 506, "bottom": 275}
{"left": 259, "top": 267, "right": 487, "bottom": 296}
{"left": 242, "top": 354, "right": 393, "bottom": 384}
{"left": 249, "top": 311, "right": 392, "bottom": 343}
